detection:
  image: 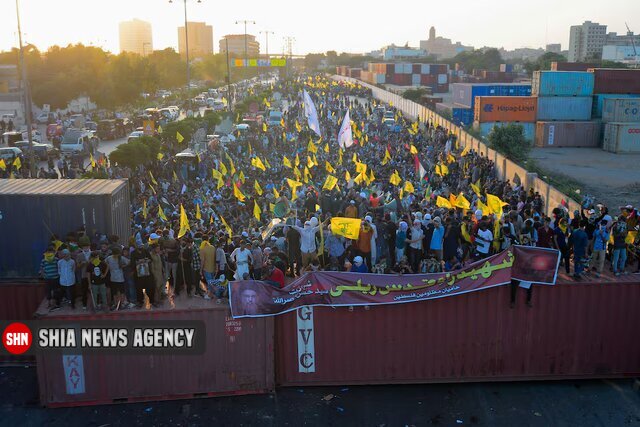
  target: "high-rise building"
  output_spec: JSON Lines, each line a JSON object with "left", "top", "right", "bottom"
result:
{"left": 178, "top": 22, "right": 214, "bottom": 58}
{"left": 419, "top": 26, "right": 473, "bottom": 59}
{"left": 568, "top": 21, "right": 607, "bottom": 62}
{"left": 546, "top": 43, "right": 562, "bottom": 54}
{"left": 119, "top": 19, "right": 153, "bottom": 56}
{"left": 219, "top": 34, "right": 260, "bottom": 57}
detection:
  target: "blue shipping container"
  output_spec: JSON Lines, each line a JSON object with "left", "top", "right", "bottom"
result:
{"left": 451, "top": 83, "right": 532, "bottom": 109}
{"left": 474, "top": 121, "right": 536, "bottom": 141}
{"left": 592, "top": 94, "right": 637, "bottom": 118}
{"left": 452, "top": 107, "right": 474, "bottom": 126}
{"left": 536, "top": 97, "right": 593, "bottom": 121}
{"left": 532, "top": 71, "right": 595, "bottom": 97}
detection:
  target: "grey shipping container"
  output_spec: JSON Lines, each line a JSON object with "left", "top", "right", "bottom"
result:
{"left": 536, "top": 96, "right": 593, "bottom": 121}
{"left": 535, "top": 121, "right": 601, "bottom": 148}
{"left": 0, "top": 179, "right": 130, "bottom": 278}
{"left": 602, "top": 98, "right": 640, "bottom": 123}
{"left": 603, "top": 122, "right": 640, "bottom": 153}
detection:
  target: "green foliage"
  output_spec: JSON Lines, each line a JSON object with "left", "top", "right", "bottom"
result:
{"left": 402, "top": 88, "right": 428, "bottom": 102}
{"left": 487, "top": 124, "right": 531, "bottom": 163}
{"left": 109, "top": 136, "right": 161, "bottom": 168}
{"left": 444, "top": 49, "right": 503, "bottom": 72}
{"left": 523, "top": 52, "right": 567, "bottom": 74}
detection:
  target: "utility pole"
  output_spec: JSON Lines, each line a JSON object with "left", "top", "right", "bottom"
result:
{"left": 259, "top": 30, "right": 275, "bottom": 58}
{"left": 235, "top": 20, "right": 256, "bottom": 66}
{"left": 225, "top": 38, "right": 232, "bottom": 112}
{"left": 15, "top": 0, "right": 35, "bottom": 177}
{"left": 171, "top": 0, "right": 202, "bottom": 90}
{"left": 283, "top": 36, "right": 295, "bottom": 78}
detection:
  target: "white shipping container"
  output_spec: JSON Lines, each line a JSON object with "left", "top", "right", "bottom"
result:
{"left": 603, "top": 122, "right": 640, "bottom": 153}
{"left": 437, "top": 74, "right": 448, "bottom": 84}
{"left": 602, "top": 98, "right": 640, "bottom": 123}
{"left": 421, "top": 64, "right": 430, "bottom": 74}
{"left": 412, "top": 74, "right": 421, "bottom": 86}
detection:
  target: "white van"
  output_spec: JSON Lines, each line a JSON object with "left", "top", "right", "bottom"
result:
{"left": 60, "top": 129, "right": 92, "bottom": 155}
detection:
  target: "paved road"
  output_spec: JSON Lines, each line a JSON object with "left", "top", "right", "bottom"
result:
{"left": 1, "top": 366, "right": 639, "bottom": 426}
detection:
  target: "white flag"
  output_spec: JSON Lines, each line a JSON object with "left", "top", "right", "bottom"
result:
{"left": 303, "top": 90, "right": 322, "bottom": 138}
{"left": 337, "top": 109, "right": 353, "bottom": 149}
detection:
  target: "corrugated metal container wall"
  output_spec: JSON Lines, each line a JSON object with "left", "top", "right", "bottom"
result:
{"left": 452, "top": 107, "right": 474, "bottom": 126}
{"left": 474, "top": 96, "right": 537, "bottom": 123}
{"left": 452, "top": 83, "right": 532, "bottom": 109}
{"left": 275, "top": 282, "right": 640, "bottom": 386}
{"left": 602, "top": 98, "right": 640, "bottom": 123}
{"left": 536, "top": 97, "right": 593, "bottom": 121}
{"left": 0, "top": 180, "right": 130, "bottom": 279}
{"left": 472, "top": 121, "right": 536, "bottom": 141}
{"left": 532, "top": 71, "right": 594, "bottom": 97}
{"left": 37, "top": 305, "right": 274, "bottom": 407}
{"left": 535, "top": 121, "right": 602, "bottom": 148}
{"left": 602, "top": 122, "right": 640, "bottom": 153}
{"left": 592, "top": 94, "right": 637, "bottom": 118}
{"left": 551, "top": 62, "right": 597, "bottom": 71}
{"left": 589, "top": 68, "right": 640, "bottom": 94}
{"left": 411, "top": 74, "right": 421, "bottom": 86}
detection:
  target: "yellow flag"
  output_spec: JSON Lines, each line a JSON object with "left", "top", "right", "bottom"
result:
{"left": 323, "top": 174, "right": 338, "bottom": 191}
{"left": 219, "top": 161, "right": 228, "bottom": 176}
{"left": 270, "top": 203, "right": 276, "bottom": 213}
{"left": 471, "top": 180, "right": 482, "bottom": 197}
{"left": 14, "top": 157, "right": 21, "bottom": 170}
{"left": 345, "top": 170, "right": 351, "bottom": 183}
{"left": 410, "top": 145, "right": 418, "bottom": 155}
{"left": 493, "top": 218, "right": 501, "bottom": 251}
{"left": 211, "top": 168, "right": 222, "bottom": 180}
{"left": 626, "top": 230, "right": 638, "bottom": 245}
{"left": 303, "top": 166, "right": 312, "bottom": 183}
{"left": 149, "top": 171, "right": 157, "bottom": 185}
{"left": 294, "top": 154, "right": 300, "bottom": 167}
{"left": 220, "top": 215, "right": 233, "bottom": 240}
{"left": 354, "top": 171, "right": 365, "bottom": 185}
{"left": 252, "top": 157, "right": 266, "bottom": 171}
{"left": 355, "top": 161, "right": 367, "bottom": 174}
{"left": 262, "top": 122, "right": 267, "bottom": 132}
{"left": 455, "top": 193, "right": 471, "bottom": 210}
{"left": 486, "top": 193, "right": 508, "bottom": 215}
{"left": 461, "top": 223, "right": 471, "bottom": 243}
{"left": 226, "top": 154, "right": 236, "bottom": 175}
{"left": 253, "top": 200, "right": 261, "bottom": 221}
{"left": 325, "top": 161, "right": 336, "bottom": 174}
{"left": 280, "top": 118, "right": 285, "bottom": 127}
{"left": 307, "top": 139, "right": 317, "bottom": 153}
{"left": 233, "top": 184, "right": 246, "bottom": 201}
{"left": 273, "top": 187, "right": 280, "bottom": 199}
{"left": 283, "top": 156, "right": 292, "bottom": 168}
{"left": 196, "top": 203, "right": 202, "bottom": 220}
{"left": 330, "top": 217, "right": 362, "bottom": 240}
{"left": 158, "top": 205, "right": 168, "bottom": 222}
{"left": 157, "top": 125, "right": 163, "bottom": 134}
{"left": 254, "top": 180, "right": 263, "bottom": 195}
{"left": 324, "top": 143, "right": 329, "bottom": 153}
{"left": 440, "top": 164, "right": 449, "bottom": 175}
{"left": 142, "top": 199, "right": 148, "bottom": 219}
{"left": 178, "top": 204, "right": 190, "bottom": 238}
{"left": 307, "top": 156, "right": 315, "bottom": 169}
{"left": 295, "top": 120, "right": 302, "bottom": 132}
{"left": 389, "top": 170, "right": 402, "bottom": 186}
{"left": 449, "top": 193, "right": 458, "bottom": 206}
{"left": 403, "top": 181, "right": 415, "bottom": 193}
{"left": 436, "top": 196, "right": 452, "bottom": 209}
{"left": 90, "top": 153, "right": 96, "bottom": 168}
{"left": 157, "top": 152, "right": 164, "bottom": 160}
{"left": 352, "top": 153, "right": 357, "bottom": 163}
{"left": 264, "top": 158, "right": 271, "bottom": 169}
{"left": 477, "top": 200, "right": 490, "bottom": 216}
{"left": 0, "top": 159, "right": 5, "bottom": 170}
{"left": 447, "top": 153, "right": 456, "bottom": 164}
{"left": 176, "top": 131, "right": 184, "bottom": 143}
{"left": 173, "top": 170, "right": 178, "bottom": 182}
{"left": 338, "top": 149, "right": 343, "bottom": 165}
{"left": 239, "top": 171, "right": 246, "bottom": 183}
{"left": 217, "top": 176, "right": 224, "bottom": 189}
{"left": 461, "top": 145, "right": 470, "bottom": 157}
{"left": 368, "top": 169, "right": 375, "bottom": 183}
{"left": 435, "top": 164, "right": 442, "bottom": 176}
{"left": 381, "top": 148, "right": 391, "bottom": 165}
{"left": 282, "top": 131, "right": 287, "bottom": 141}
{"left": 263, "top": 98, "right": 270, "bottom": 108}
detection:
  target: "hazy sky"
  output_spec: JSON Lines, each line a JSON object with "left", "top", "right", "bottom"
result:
{"left": 2, "top": 0, "right": 638, "bottom": 55}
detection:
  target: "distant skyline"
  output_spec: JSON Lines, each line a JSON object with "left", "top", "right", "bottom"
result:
{"left": 2, "top": 0, "right": 639, "bottom": 56}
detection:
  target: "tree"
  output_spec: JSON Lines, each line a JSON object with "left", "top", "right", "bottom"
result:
{"left": 523, "top": 52, "right": 566, "bottom": 74}
{"left": 487, "top": 124, "right": 531, "bottom": 163}
{"left": 109, "top": 136, "right": 160, "bottom": 169}
{"left": 446, "top": 49, "right": 504, "bottom": 72}
{"left": 402, "top": 88, "right": 428, "bottom": 102}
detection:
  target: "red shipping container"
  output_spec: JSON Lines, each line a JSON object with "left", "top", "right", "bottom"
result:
{"left": 552, "top": 62, "right": 597, "bottom": 71}
{"left": 589, "top": 68, "right": 640, "bottom": 94}
{"left": 412, "top": 64, "right": 421, "bottom": 74}
{"left": 36, "top": 300, "right": 274, "bottom": 407}
{"left": 421, "top": 74, "right": 436, "bottom": 86}
{"left": 275, "top": 279, "right": 640, "bottom": 387}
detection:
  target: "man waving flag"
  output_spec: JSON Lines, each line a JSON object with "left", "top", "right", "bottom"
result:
{"left": 303, "top": 89, "right": 322, "bottom": 138}
{"left": 337, "top": 109, "right": 353, "bottom": 149}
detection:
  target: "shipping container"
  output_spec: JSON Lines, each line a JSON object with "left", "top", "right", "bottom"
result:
{"left": 536, "top": 96, "right": 593, "bottom": 121}
{"left": 348, "top": 68, "right": 361, "bottom": 79}
{"left": 551, "top": 62, "right": 597, "bottom": 72}
{"left": 411, "top": 74, "right": 421, "bottom": 86}
{"left": 36, "top": 299, "right": 274, "bottom": 407}
{"left": 391, "top": 74, "right": 411, "bottom": 86}
{"left": 421, "top": 64, "right": 431, "bottom": 74}
{"left": 472, "top": 121, "right": 536, "bottom": 141}
{"left": 275, "top": 280, "right": 640, "bottom": 387}
{"left": 0, "top": 179, "right": 130, "bottom": 279}
{"left": 589, "top": 68, "right": 640, "bottom": 94}
{"left": 500, "top": 64, "right": 514, "bottom": 73}
{"left": 592, "top": 94, "right": 637, "bottom": 118}
{"left": 437, "top": 74, "right": 448, "bottom": 84}
{"left": 420, "top": 74, "right": 437, "bottom": 86}
{"left": 452, "top": 83, "right": 532, "bottom": 109}
{"left": 532, "top": 71, "right": 594, "bottom": 97}
{"left": 602, "top": 98, "right": 640, "bottom": 123}
{"left": 474, "top": 96, "right": 537, "bottom": 123}
{"left": 452, "top": 107, "right": 474, "bottom": 126}
{"left": 374, "top": 73, "right": 385, "bottom": 84}
{"left": 535, "top": 121, "right": 602, "bottom": 148}
{"left": 603, "top": 122, "right": 640, "bottom": 153}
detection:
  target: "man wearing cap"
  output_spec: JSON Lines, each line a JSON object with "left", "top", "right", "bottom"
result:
{"left": 345, "top": 200, "right": 358, "bottom": 218}
{"left": 230, "top": 240, "right": 253, "bottom": 280}
{"left": 350, "top": 255, "right": 368, "bottom": 273}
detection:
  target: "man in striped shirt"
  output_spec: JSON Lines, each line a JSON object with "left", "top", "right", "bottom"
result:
{"left": 40, "top": 246, "right": 60, "bottom": 311}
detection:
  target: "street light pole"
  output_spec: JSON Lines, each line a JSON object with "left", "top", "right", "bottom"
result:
{"left": 235, "top": 20, "right": 256, "bottom": 64}
{"left": 15, "top": 0, "right": 35, "bottom": 177}
{"left": 170, "top": 0, "right": 201, "bottom": 90}
{"left": 259, "top": 30, "right": 275, "bottom": 58}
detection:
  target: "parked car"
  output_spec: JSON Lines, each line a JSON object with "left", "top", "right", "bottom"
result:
{"left": 97, "top": 119, "right": 117, "bottom": 140}
{"left": 21, "top": 130, "right": 42, "bottom": 143}
{"left": 85, "top": 121, "right": 98, "bottom": 132}
{"left": 60, "top": 129, "right": 93, "bottom": 156}
{"left": 2, "top": 131, "right": 22, "bottom": 147}
{"left": 0, "top": 146, "right": 23, "bottom": 161}
{"left": 127, "top": 130, "right": 144, "bottom": 142}
{"left": 36, "top": 112, "right": 55, "bottom": 124}
{"left": 14, "top": 141, "right": 59, "bottom": 161}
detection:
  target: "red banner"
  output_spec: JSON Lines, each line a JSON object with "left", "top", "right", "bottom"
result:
{"left": 229, "top": 246, "right": 560, "bottom": 318}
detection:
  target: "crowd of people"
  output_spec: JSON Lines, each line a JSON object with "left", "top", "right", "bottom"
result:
{"left": 36, "top": 74, "right": 639, "bottom": 312}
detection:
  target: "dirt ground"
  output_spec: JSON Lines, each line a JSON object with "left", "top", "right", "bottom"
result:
{"left": 530, "top": 148, "right": 640, "bottom": 209}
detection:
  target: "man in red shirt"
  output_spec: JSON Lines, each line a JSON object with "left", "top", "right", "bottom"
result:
{"left": 264, "top": 262, "right": 285, "bottom": 288}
